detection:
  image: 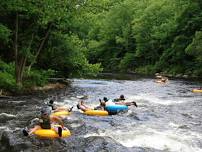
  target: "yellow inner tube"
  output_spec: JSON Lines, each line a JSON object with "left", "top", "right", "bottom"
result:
{"left": 192, "top": 89, "right": 202, "bottom": 93}
{"left": 84, "top": 110, "right": 108, "bottom": 116}
{"left": 51, "top": 111, "right": 70, "bottom": 117}
{"left": 34, "top": 125, "right": 71, "bottom": 138}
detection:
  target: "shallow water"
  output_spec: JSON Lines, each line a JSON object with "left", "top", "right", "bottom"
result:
{"left": 63, "top": 77, "right": 202, "bottom": 152}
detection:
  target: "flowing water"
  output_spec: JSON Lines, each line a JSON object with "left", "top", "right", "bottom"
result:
{"left": 66, "top": 76, "right": 202, "bottom": 152}
{"left": 0, "top": 75, "right": 202, "bottom": 152}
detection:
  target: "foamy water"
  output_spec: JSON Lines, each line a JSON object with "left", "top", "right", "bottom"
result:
{"left": 64, "top": 78, "right": 202, "bottom": 152}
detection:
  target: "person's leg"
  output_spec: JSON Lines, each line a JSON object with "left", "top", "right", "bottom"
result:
{"left": 124, "top": 102, "right": 133, "bottom": 106}
{"left": 58, "top": 127, "right": 62, "bottom": 137}
{"left": 126, "top": 101, "right": 137, "bottom": 107}
{"left": 80, "top": 101, "right": 89, "bottom": 109}
{"left": 115, "top": 102, "right": 125, "bottom": 105}
{"left": 52, "top": 125, "right": 62, "bottom": 137}
{"left": 55, "top": 107, "right": 67, "bottom": 111}
{"left": 125, "top": 102, "right": 138, "bottom": 107}
{"left": 134, "top": 102, "right": 138, "bottom": 107}
{"left": 23, "top": 125, "right": 41, "bottom": 136}
{"left": 77, "top": 101, "right": 91, "bottom": 112}
{"left": 80, "top": 105, "right": 89, "bottom": 112}
{"left": 116, "top": 101, "right": 138, "bottom": 107}
{"left": 54, "top": 106, "right": 74, "bottom": 112}
{"left": 29, "top": 125, "right": 41, "bottom": 135}
{"left": 68, "top": 106, "right": 74, "bottom": 112}
{"left": 77, "top": 103, "right": 86, "bottom": 112}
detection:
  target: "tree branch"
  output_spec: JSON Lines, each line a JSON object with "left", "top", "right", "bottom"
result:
{"left": 28, "top": 23, "right": 53, "bottom": 72}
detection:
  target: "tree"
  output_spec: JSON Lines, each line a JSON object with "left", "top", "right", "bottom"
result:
{"left": 0, "top": 0, "right": 76, "bottom": 87}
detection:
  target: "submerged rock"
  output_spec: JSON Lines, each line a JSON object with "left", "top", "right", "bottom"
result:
{"left": 64, "top": 136, "right": 131, "bottom": 152}
{"left": 0, "top": 129, "right": 132, "bottom": 152}
{"left": 0, "top": 130, "right": 32, "bottom": 152}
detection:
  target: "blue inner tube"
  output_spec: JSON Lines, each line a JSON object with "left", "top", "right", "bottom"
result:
{"left": 105, "top": 105, "right": 128, "bottom": 115}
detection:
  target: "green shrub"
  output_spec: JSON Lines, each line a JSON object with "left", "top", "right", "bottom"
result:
{"left": 107, "top": 58, "right": 120, "bottom": 71}
{"left": 23, "top": 69, "right": 55, "bottom": 87}
{"left": 70, "top": 58, "right": 103, "bottom": 77}
{"left": 0, "top": 72, "right": 17, "bottom": 91}
{"left": 0, "top": 24, "right": 11, "bottom": 43}
{"left": 193, "top": 68, "right": 202, "bottom": 77}
{"left": 0, "top": 60, "right": 17, "bottom": 91}
{"left": 167, "top": 65, "right": 185, "bottom": 76}
{"left": 81, "top": 63, "right": 103, "bottom": 77}
{"left": 135, "top": 65, "right": 156, "bottom": 75}
{"left": 119, "top": 53, "right": 136, "bottom": 71}
{"left": 0, "top": 60, "right": 15, "bottom": 74}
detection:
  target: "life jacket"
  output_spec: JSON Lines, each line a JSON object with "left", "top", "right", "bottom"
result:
{"left": 39, "top": 116, "right": 51, "bottom": 129}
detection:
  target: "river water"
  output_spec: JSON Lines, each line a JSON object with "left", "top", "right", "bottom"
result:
{"left": 0, "top": 75, "right": 202, "bottom": 152}
{"left": 66, "top": 76, "right": 202, "bottom": 152}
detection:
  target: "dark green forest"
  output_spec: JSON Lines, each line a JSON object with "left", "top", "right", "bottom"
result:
{"left": 0, "top": 0, "right": 202, "bottom": 92}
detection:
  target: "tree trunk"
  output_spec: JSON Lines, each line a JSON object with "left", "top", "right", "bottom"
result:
{"left": 18, "top": 56, "right": 27, "bottom": 85}
{"left": 28, "top": 23, "right": 52, "bottom": 73}
{"left": 14, "top": 13, "right": 28, "bottom": 88}
{"left": 14, "top": 12, "right": 22, "bottom": 87}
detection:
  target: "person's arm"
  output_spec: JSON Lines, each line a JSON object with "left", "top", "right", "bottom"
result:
{"left": 100, "top": 106, "right": 105, "bottom": 111}
{"left": 50, "top": 115, "right": 64, "bottom": 127}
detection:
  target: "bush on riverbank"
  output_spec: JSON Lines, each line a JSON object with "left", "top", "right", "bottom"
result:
{"left": 23, "top": 69, "right": 54, "bottom": 88}
{"left": 0, "top": 60, "right": 56, "bottom": 94}
{"left": 0, "top": 60, "right": 17, "bottom": 93}
{"left": 135, "top": 65, "right": 156, "bottom": 75}
{"left": 0, "top": 72, "right": 17, "bottom": 92}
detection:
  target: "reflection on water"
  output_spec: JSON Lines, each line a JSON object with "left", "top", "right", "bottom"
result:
{"left": 64, "top": 76, "right": 202, "bottom": 152}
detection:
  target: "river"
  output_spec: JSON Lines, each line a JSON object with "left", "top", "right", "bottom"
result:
{"left": 0, "top": 75, "right": 202, "bottom": 152}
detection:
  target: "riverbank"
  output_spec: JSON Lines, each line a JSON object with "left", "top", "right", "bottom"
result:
{"left": 98, "top": 72, "right": 202, "bottom": 81}
{"left": 1, "top": 72, "right": 202, "bottom": 97}
{"left": 0, "top": 78, "right": 71, "bottom": 97}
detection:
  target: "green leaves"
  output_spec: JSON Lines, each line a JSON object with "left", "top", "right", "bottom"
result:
{"left": 81, "top": 0, "right": 202, "bottom": 76}
{"left": 0, "top": 24, "right": 11, "bottom": 43}
{"left": 0, "top": 60, "right": 16, "bottom": 91}
{"left": 186, "top": 31, "right": 202, "bottom": 60}
{"left": 1, "top": 0, "right": 202, "bottom": 88}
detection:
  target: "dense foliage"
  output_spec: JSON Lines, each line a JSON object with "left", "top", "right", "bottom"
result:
{"left": 0, "top": 0, "right": 202, "bottom": 92}
{"left": 84, "top": 0, "right": 202, "bottom": 77}
{"left": 0, "top": 0, "right": 102, "bottom": 91}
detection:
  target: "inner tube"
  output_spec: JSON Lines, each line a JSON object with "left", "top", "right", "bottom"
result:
{"left": 51, "top": 111, "right": 70, "bottom": 117}
{"left": 34, "top": 125, "right": 71, "bottom": 138}
{"left": 192, "top": 89, "right": 202, "bottom": 93}
{"left": 105, "top": 105, "right": 128, "bottom": 115}
{"left": 84, "top": 110, "right": 108, "bottom": 116}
